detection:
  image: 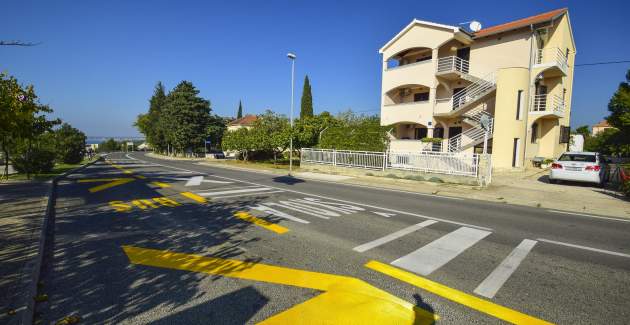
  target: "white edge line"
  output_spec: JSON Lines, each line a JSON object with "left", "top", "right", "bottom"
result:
{"left": 133, "top": 153, "right": 493, "bottom": 231}
{"left": 537, "top": 238, "right": 630, "bottom": 258}
{"left": 547, "top": 209, "right": 630, "bottom": 223}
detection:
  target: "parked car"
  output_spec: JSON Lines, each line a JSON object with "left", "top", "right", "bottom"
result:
{"left": 549, "top": 152, "right": 606, "bottom": 186}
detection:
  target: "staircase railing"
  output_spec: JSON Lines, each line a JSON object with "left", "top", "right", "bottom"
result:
{"left": 448, "top": 112, "right": 494, "bottom": 152}
{"left": 452, "top": 72, "right": 496, "bottom": 110}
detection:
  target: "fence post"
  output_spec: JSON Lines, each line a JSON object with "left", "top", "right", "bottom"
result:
{"left": 382, "top": 150, "right": 388, "bottom": 171}
{"left": 333, "top": 149, "right": 337, "bottom": 167}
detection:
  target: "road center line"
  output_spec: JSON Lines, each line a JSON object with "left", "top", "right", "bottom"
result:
{"left": 233, "top": 211, "right": 288, "bottom": 234}
{"left": 474, "top": 239, "right": 537, "bottom": 298}
{"left": 353, "top": 220, "right": 437, "bottom": 253}
{"left": 196, "top": 187, "right": 277, "bottom": 196}
{"left": 537, "top": 238, "right": 630, "bottom": 258}
{"left": 130, "top": 154, "right": 493, "bottom": 231}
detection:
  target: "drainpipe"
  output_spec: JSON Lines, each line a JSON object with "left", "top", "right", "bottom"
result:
{"left": 524, "top": 23, "right": 535, "bottom": 168}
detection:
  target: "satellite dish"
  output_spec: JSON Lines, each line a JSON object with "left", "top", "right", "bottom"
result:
{"left": 469, "top": 21, "right": 482, "bottom": 32}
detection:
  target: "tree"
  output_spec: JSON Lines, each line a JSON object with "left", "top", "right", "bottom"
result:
{"left": 54, "top": 123, "right": 86, "bottom": 164}
{"left": 607, "top": 69, "right": 630, "bottom": 132}
{"left": 300, "top": 75, "right": 313, "bottom": 119}
{"left": 206, "top": 115, "right": 228, "bottom": 150}
{"left": 237, "top": 100, "right": 243, "bottom": 119}
{"left": 135, "top": 82, "right": 167, "bottom": 152}
{"left": 574, "top": 125, "right": 590, "bottom": 138}
{"left": 0, "top": 73, "right": 59, "bottom": 179}
{"left": 161, "top": 81, "right": 212, "bottom": 155}
{"left": 99, "top": 138, "right": 121, "bottom": 152}
{"left": 319, "top": 111, "right": 388, "bottom": 152}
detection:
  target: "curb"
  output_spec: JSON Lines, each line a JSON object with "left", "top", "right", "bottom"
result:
{"left": 18, "top": 157, "right": 102, "bottom": 325}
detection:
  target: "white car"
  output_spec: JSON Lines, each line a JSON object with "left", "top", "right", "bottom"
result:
{"left": 549, "top": 152, "right": 606, "bottom": 186}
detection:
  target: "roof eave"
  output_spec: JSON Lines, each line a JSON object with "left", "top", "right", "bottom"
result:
{"left": 379, "top": 19, "right": 463, "bottom": 54}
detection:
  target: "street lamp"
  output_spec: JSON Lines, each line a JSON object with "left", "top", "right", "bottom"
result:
{"left": 287, "top": 52, "right": 296, "bottom": 175}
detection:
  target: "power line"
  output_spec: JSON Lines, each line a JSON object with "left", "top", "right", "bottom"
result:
{"left": 575, "top": 60, "right": 630, "bottom": 67}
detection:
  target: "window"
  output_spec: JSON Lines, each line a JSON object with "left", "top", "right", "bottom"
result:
{"left": 414, "top": 92, "right": 429, "bottom": 102}
{"left": 516, "top": 90, "right": 523, "bottom": 120}
{"left": 414, "top": 127, "right": 428, "bottom": 139}
{"left": 558, "top": 154, "right": 596, "bottom": 163}
{"left": 433, "top": 127, "right": 444, "bottom": 139}
{"left": 559, "top": 126, "right": 570, "bottom": 144}
{"left": 531, "top": 123, "right": 538, "bottom": 143}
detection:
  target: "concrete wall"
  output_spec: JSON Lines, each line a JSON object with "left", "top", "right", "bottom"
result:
{"left": 492, "top": 67, "right": 530, "bottom": 169}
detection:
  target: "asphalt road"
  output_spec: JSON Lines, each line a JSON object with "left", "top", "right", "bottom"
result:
{"left": 38, "top": 152, "right": 630, "bottom": 324}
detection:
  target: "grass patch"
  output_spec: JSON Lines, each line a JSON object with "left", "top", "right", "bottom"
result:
{"left": 427, "top": 177, "right": 444, "bottom": 183}
{"left": 385, "top": 173, "right": 400, "bottom": 179}
{"left": 403, "top": 174, "right": 425, "bottom": 181}
{"left": 218, "top": 158, "right": 301, "bottom": 171}
{"left": 3, "top": 158, "right": 95, "bottom": 181}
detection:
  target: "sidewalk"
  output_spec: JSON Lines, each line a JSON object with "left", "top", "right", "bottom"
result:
{"left": 192, "top": 159, "right": 630, "bottom": 219}
{"left": 0, "top": 181, "right": 50, "bottom": 324}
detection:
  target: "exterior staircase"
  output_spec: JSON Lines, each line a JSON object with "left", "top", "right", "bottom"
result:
{"left": 449, "top": 71, "right": 496, "bottom": 115}
{"left": 447, "top": 109, "right": 494, "bottom": 152}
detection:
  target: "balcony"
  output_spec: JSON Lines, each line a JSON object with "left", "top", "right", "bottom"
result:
{"left": 381, "top": 100, "right": 433, "bottom": 126}
{"left": 436, "top": 56, "right": 470, "bottom": 80}
{"left": 382, "top": 59, "right": 434, "bottom": 92}
{"left": 530, "top": 94, "right": 565, "bottom": 118}
{"left": 534, "top": 47, "right": 568, "bottom": 76}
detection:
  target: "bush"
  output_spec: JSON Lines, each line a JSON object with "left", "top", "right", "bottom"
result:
{"left": 420, "top": 137, "right": 443, "bottom": 143}
{"left": 622, "top": 180, "right": 630, "bottom": 197}
{"left": 54, "top": 123, "right": 86, "bottom": 164}
{"left": 12, "top": 148, "right": 56, "bottom": 174}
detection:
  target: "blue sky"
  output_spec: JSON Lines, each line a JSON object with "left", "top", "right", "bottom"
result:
{"left": 2, "top": 0, "right": 629, "bottom": 137}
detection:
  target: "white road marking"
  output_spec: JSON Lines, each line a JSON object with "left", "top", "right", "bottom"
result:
{"left": 130, "top": 154, "right": 493, "bottom": 231}
{"left": 373, "top": 211, "right": 396, "bottom": 218}
{"left": 353, "top": 220, "right": 437, "bottom": 253}
{"left": 537, "top": 238, "right": 630, "bottom": 258}
{"left": 392, "top": 227, "right": 492, "bottom": 275}
{"left": 186, "top": 175, "right": 204, "bottom": 186}
{"left": 547, "top": 209, "right": 630, "bottom": 223}
{"left": 288, "top": 199, "right": 356, "bottom": 214}
{"left": 264, "top": 202, "right": 330, "bottom": 219}
{"left": 249, "top": 204, "right": 310, "bottom": 224}
{"left": 196, "top": 187, "right": 277, "bottom": 197}
{"left": 473, "top": 239, "right": 538, "bottom": 298}
{"left": 212, "top": 190, "right": 285, "bottom": 199}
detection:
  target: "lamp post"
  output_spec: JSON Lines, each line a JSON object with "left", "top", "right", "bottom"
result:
{"left": 287, "top": 52, "right": 296, "bottom": 175}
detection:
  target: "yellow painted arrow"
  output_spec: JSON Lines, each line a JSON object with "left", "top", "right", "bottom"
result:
{"left": 77, "top": 178, "right": 135, "bottom": 193}
{"left": 122, "top": 246, "right": 436, "bottom": 324}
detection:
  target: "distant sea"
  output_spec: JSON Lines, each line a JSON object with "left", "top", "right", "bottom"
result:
{"left": 86, "top": 137, "right": 145, "bottom": 145}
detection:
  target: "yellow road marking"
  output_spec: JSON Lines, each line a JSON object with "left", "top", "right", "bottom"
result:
{"left": 123, "top": 246, "right": 437, "bottom": 324}
{"left": 152, "top": 197, "right": 180, "bottom": 207}
{"left": 233, "top": 211, "right": 288, "bottom": 234}
{"left": 135, "top": 175, "right": 147, "bottom": 179}
{"left": 132, "top": 200, "right": 148, "bottom": 209}
{"left": 109, "top": 200, "right": 132, "bottom": 212}
{"left": 180, "top": 192, "right": 207, "bottom": 204}
{"left": 365, "top": 260, "right": 554, "bottom": 325}
{"left": 77, "top": 178, "right": 135, "bottom": 193}
{"left": 151, "top": 181, "right": 170, "bottom": 188}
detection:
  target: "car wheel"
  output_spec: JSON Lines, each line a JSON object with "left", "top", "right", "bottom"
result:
{"left": 549, "top": 179, "right": 556, "bottom": 184}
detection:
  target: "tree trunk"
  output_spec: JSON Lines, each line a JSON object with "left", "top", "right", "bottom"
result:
{"left": 2, "top": 144, "right": 9, "bottom": 180}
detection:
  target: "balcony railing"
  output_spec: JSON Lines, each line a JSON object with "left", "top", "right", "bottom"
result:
{"left": 531, "top": 94, "right": 565, "bottom": 114}
{"left": 385, "top": 58, "right": 432, "bottom": 71}
{"left": 535, "top": 47, "right": 568, "bottom": 72}
{"left": 437, "top": 56, "right": 470, "bottom": 74}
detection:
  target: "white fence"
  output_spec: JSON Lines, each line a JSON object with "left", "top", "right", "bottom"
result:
{"left": 301, "top": 148, "right": 482, "bottom": 177}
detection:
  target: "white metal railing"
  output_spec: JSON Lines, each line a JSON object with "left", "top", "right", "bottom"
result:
{"left": 301, "top": 148, "right": 481, "bottom": 177}
{"left": 437, "top": 56, "right": 470, "bottom": 74}
{"left": 536, "top": 47, "right": 568, "bottom": 72}
{"left": 383, "top": 100, "right": 430, "bottom": 107}
{"left": 531, "top": 94, "right": 565, "bottom": 114}
{"left": 452, "top": 72, "right": 496, "bottom": 110}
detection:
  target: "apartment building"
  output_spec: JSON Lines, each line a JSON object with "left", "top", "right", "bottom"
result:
{"left": 379, "top": 8, "right": 575, "bottom": 169}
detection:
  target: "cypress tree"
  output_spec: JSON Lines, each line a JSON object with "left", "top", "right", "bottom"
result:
{"left": 300, "top": 75, "right": 313, "bottom": 119}
{"left": 237, "top": 100, "right": 243, "bottom": 119}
